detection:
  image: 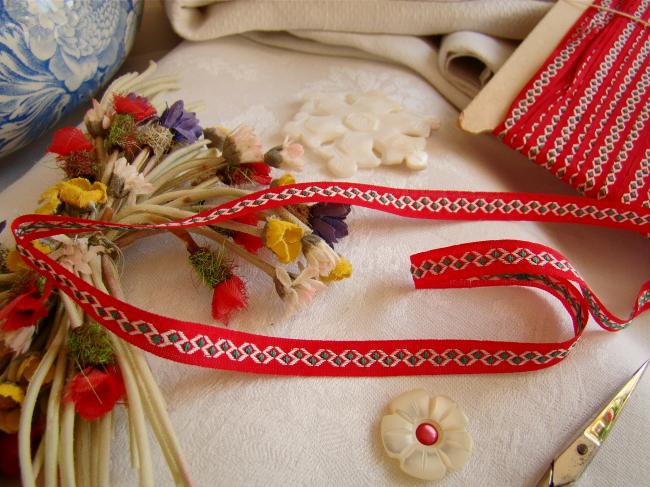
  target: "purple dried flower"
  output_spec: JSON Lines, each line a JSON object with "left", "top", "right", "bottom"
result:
{"left": 309, "top": 204, "right": 351, "bottom": 246}
{"left": 0, "top": 220, "right": 5, "bottom": 234}
{"left": 159, "top": 100, "right": 203, "bottom": 144}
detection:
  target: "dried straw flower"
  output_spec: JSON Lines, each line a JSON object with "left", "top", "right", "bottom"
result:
{"left": 137, "top": 124, "right": 174, "bottom": 158}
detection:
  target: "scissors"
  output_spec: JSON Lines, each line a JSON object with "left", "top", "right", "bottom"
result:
{"left": 534, "top": 359, "right": 648, "bottom": 486}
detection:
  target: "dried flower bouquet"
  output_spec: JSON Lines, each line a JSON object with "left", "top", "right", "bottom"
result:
{"left": 0, "top": 63, "right": 352, "bottom": 486}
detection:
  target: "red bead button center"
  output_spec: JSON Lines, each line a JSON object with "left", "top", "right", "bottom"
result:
{"left": 415, "top": 423, "right": 439, "bottom": 446}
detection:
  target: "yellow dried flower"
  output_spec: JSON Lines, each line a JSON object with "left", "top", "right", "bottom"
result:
{"left": 0, "top": 382, "right": 25, "bottom": 410}
{"left": 321, "top": 257, "right": 352, "bottom": 282}
{"left": 16, "top": 353, "right": 53, "bottom": 384}
{"left": 0, "top": 409, "right": 21, "bottom": 433}
{"left": 58, "top": 177, "right": 108, "bottom": 209}
{"left": 33, "top": 241, "right": 52, "bottom": 254}
{"left": 36, "top": 178, "right": 107, "bottom": 213}
{"left": 6, "top": 241, "right": 51, "bottom": 273}
{"left": 265, "top": 219, "right": 304, "bottom": 264}
{"left": 35, "top": 186, "right": 62, "bottom": 215}
{"left": 272, "top": 173, "right": 296, "bottom": 187}
{"left": 6, "top": 249, "right": 28, "bottom": 273}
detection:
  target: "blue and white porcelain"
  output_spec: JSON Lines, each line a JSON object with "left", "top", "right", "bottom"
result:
{"left": 0, "top": 0, "right": 143, "bottom": 159}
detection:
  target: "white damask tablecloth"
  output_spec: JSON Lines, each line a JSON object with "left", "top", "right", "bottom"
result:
{"left": 1, "top": 37, "right": 649, "bottom": 486}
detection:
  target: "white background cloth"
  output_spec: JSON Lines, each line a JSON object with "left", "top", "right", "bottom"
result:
{"left": 1, "top": 37, "right": 649, "bottom": 486}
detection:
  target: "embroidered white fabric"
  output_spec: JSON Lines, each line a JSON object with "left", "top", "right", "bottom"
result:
{"left": 0, "top": 37, "right": 648, "bottom": 486}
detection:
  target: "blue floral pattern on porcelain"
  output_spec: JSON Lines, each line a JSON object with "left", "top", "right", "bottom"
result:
{"left": 0, "top": 0, "right": 142, "bottom": 158}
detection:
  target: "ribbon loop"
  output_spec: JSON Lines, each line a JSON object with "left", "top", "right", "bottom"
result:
{"left": 11, "top": 183, "right": 650, "bottom": 376}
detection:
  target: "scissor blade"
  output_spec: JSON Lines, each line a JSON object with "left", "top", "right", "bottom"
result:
{"left": 543, "top": 360, "right": 648, "bottom": 486}
{"left": 583, "top": 359, "right": 648, "bottom": 445}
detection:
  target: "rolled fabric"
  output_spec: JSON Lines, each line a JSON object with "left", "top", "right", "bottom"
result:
{"left": 438, "top": 31, "right": 517, "bottom": 98}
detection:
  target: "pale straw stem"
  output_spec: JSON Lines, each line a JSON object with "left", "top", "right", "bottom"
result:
{"left": 94, "top": 257, "right": 192, "bottom": 486}
{"left": 113, "top": 62, "right": 157, "bottom": 100}
{"left": 91, "top": 419, "right": 101, "bottom": 487}
{"left": 193, "top": 175, "right": 222, "bottom": 189}
{"left": 86, "top": 262, "right": 143, "bottom": 477}
{"left": 100, "top": 151, "right": 118, "bottom": 186}
{"left": 19, "top": 309, "right": 66, "bottom": 487}
{"left": 128, "top": 409, "right": 140, "bottom": 470}
{"left": 60, "top": 291, "right": 84, "bottom": 328}
{"left": 98, "top": 412, "right": 112, "bottom": 487}
{"left": 109, "top": 333, "right": 154, "bottom": 487}
{"left": 132, "top": 147, "right": 152, "bottom": 173}
{"left": 115, "top": 205, "right": 263, "bottom": 236}
{"left": 141, "top": 187, "right": 248, "bottom": 207}
{"left": 145, "top": 141, "right": 209, "bottom": 180}
{"left": 140, "top": 152, "right": 160, "bottom": 176}
{"left": 152, "top": 164, "right": 220, "bottom": 195}
{"left": 44, "top": 342, "right": 68, "bottom": 487}
{"left": 60, "top": 402, "right": 77, "bottom": 487}
{"left": 32, "top": 438, "right": 45, "bottom": 481}
{"left": 75, "top": 419, "right": 91, "bottom": 487}
{"left": 123, "top": 344, "right": 189, "bottom": 486}
{"left": 149, "top": 157, "right": 220, "bottom": 192}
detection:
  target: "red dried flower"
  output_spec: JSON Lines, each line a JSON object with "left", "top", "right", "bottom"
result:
{"left": 244, "top": 163, "right": 272, "bottom": 185}
{"left": 211, "top": 275, "right": 247, "bottom": 324}
{"left": 113, "top": 93, "right": 157, "bottom": 123}
{"left": 48, "top": 127, "right": 94, "bottom": 156}
{"left": 0, "top": 281, "right": 53, "bottom": 331}
{"left": 232, "top": 213, "right": 263, "bottom": 254}
{"left": 220, "top": 162, "right": 272, "bottom": 186}
{"left": 63, "top": 365, "right": 126, "bottom": 421}
{"left": 233, "top": 232, "right": 264, "bottom": 254}
{"left": 57, "top": 150, "right": 98, "bottom": 179}
{"left": 120, "top": 134, "right": 140, "bottom": 160}
{"left": 0, "top": 417, "right": 45, "bottom": 477}
{"left": 0, "top": 432, "right": 19, "bottom": 477}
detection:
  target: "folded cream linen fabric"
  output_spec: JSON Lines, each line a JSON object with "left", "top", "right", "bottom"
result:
{"left": 1, "top": 36, "right": 648, "bottom": 486}
{"left": 438, "top": 31, "right": 517, "bottom": 98}
{"left": 165, "top": 0, "right": 552, "bottom": 108}
{"left": 166, "top": 0, "right": 552, "bottom": 40}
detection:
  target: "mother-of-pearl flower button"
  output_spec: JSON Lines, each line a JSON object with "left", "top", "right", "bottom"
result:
{"left": 380, "top": 389, "right": 472, "bottom": 481}
{"left": 283, "top": 91, "right": 439, "bottom": 177}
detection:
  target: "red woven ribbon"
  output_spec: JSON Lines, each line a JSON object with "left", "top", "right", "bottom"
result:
{"left": 11, "top": 183, "right": 650, "bottom": 376}
{"left": 497, "top": 0, "right": 650, "bottom": 207}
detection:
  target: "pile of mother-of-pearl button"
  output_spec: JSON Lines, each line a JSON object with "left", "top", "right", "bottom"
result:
{"left": 283, "top": 91, "right": 439, "bottom": 177}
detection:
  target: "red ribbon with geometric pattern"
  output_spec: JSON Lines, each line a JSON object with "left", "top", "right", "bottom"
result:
{"left": 497, "top": 0, "right": 650, "bottom": 207}
{"left": 11, "top": 182, "right": 650, "bottom": 376}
